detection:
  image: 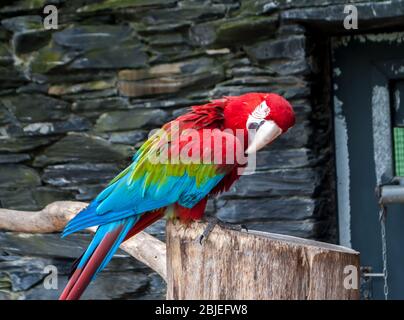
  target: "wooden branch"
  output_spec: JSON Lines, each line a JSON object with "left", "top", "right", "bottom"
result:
{"left": 0, "top": 201, "right": 167, "bottom": 281}
{"left": 166, "top": 220, "right": 360, "bottom": 300}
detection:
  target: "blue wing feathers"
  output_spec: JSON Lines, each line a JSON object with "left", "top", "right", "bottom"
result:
{"left": 63, "top": 168, "right": 224, "bottom": 238}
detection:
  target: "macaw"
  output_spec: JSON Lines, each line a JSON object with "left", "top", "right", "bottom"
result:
{"left": 59, "top": 92, "right": 295, "bottom": 300}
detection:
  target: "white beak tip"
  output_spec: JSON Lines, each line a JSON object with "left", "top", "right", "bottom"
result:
{"left": 245, "top": 146, "right": 256, "bottom": 155}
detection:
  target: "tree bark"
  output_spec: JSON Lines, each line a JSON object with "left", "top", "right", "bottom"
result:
{"left": 166, "top": 220, "right": 360, "bottom": 300}
{"left": 0, "top": 201, "right": 167, "bottom": 281}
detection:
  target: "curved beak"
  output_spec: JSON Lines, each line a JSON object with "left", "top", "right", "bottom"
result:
{"left": 245, "top": 120, "right": 282, "bottom": 154}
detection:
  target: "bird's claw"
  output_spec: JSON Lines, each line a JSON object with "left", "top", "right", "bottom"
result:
{"left": 217, "top": 221, "right": 248, "bottom": 233}
{"left": 198, "top": 234, "right": 205, "bottom": 245}
{"left": 197, "top": 216, "right": 218, "bottom": 246}
{"left": 197, "top": 217, "right": 248, "bottom": 245}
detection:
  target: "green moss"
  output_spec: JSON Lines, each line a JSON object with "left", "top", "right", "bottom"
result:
{"left": 215, "top": 15, "right": 278, "bottom": 45}
{"left": 30, "top": 45, "right": 74, "bottom": 74}
{"left": 16, "top": 0, "right": 47, "bottom": 10}
{"left": 0, "top": 43, "right": 11, "bottom": 62}
{"left": 77, "top": 0, "right": 173, "bottom": 13}
{"left": 48, "top": 80, "right": 115, "bottom": 95}
{"left": 0, "top": 275, "right": 12, "bottom": 290}
{"left": 0, "top": 165, "right": 41, "bottom": 188}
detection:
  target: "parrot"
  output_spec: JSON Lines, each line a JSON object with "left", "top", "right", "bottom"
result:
{"left": 59, "top": 92, "right": 295, "bottom": 300}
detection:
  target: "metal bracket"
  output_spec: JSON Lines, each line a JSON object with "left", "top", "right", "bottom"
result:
{"left": 360, "top": 266, "right": 373, "bottom": 300}
{"left": 378, "top": 184, "right": 404, "bottom": 204}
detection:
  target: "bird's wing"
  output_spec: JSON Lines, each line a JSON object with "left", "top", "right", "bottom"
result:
{"left": 63, "top": 125, "right": 244, "bottom": 236}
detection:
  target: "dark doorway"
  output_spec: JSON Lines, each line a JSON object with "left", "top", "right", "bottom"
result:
{"left": 332, "top": 32, "right": 404, "bottom": 300}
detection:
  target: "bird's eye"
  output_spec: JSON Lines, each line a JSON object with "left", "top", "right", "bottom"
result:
{"left": 248, "top": 122, "right": 259, "bottom": 130}
{"left": 248, "top": 120, "right": 265, "bottom": 130}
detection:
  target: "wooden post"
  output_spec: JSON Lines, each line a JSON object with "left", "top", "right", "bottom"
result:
{"left": 166, "top": 220, "right": 360, "bottom": 300}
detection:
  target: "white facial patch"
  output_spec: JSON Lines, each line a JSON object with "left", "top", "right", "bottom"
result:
{"left": 251, "top": 101, "right": 270, "bottom": 120}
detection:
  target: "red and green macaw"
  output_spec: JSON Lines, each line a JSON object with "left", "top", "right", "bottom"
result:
{"left": 59, "top": 92, "right": 295, "bottom": 300}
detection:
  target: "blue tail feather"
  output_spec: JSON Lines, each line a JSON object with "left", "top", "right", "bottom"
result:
{"left": 77, "top": 216, "right": 139, "bottom": 280}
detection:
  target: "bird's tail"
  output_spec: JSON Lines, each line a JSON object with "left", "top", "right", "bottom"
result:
{"left": 59, "top": 210, "right": 164, "bottom": 300}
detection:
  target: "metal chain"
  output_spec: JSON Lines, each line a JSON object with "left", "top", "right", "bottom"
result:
{"left": 379, "top": 204, "right": 389, "bottom": 300}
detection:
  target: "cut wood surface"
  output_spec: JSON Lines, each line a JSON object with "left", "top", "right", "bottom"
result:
{"left": 0, "top": 201, "right": 167, "bottom": 281}
{"left": 166, "top": 220, "right": 360, "bottom": 300}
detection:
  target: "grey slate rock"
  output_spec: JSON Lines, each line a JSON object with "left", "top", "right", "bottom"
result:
{"left": 33, "top": 133, "right": 132, "bottom": 167}
{"left": 267, "top": 58, "right": 310, "bottom": 76}
{"left": 0, "top": 185, "right": 72, "bottom": 212}
{"left": 0, "top": 0, "right": 55, "bottom": 14}
{"left": 42, "top": 163, "right": 121, "bottom": 187}
{"left": 0, "top": 66, "right": 28, "bottom": 88}
{"left": 216, "top": 197, "right": 316, "bottom": 223}
{"left": 1, "top": 15, "right": 51, "bottom": 54}
{"left": 69, "top": 44, "right": 148, "bottom": 70}
{"left": 48, "top": 25, "right": 148, "bottom": 70}
{"left": 0, "top": 164, "right": 41, "bottom": 188}
{"left": 17, "top": 83, "right": 49, "bottom": 94}
{"left": 0, "top": 94, "right": 70, "bottom": 122}
{"left": 53, "top": 25, "right": 136, "bottom": 52}
{"left": 31, "top": 187, "right": 73, "bottom": 209}
{"left": 72, "top": 97, "right": 130, "bottom": 113}
{"left": 0, "top": 255, "right": 48, "bottom": 291}
{"left": 76, "top": 0, "right": 177, "bottom": 13}
{"left": 281, "top": 0, "right": 404, "bottom": 30}
{"left": 23, "top": 271, "right": 152, "bottom": 300}
{"left": 108, "top": 130, "right": 148, "bottom": 145}
{"left": 0, "top": 253, "right": 165, "bottom": 299}
{"left": 245, "top": 219, "right": 323, "bottom": 239}
{"left": 149, "top": 33, "right": 186, "bottom": 46}
{"left": 95, "top": 109, "right": 168, "bottom": 132}
{"left": 222, "top": 168, "right": 319, "bottom": 198}
{"left": 0, "top": 188, "right": 38, "bottom": 211}
{"left": 256, "top": 148, "right": 315, "bottom": 170}
{"left": 270, "top": 121, "right": 311, "bottom": 149}
{"left": 0, "top": 43, "right": 12, "bottom": 66}
{"left": 0, "top": 153, "right": 30, "bottom": 164}
{"left": 21, "top": 115, "right": 91, "bottom": 136}
{"left": 73, "top": 184, "right": 106, "bottom": 201}
{"left": 0, "top": 136, "right": 57, "bottom": 153}
{"left": 29, "top": 44, "right": 80, "bottom": 74}
{"left": 0, "top": 231, "right": 163, "bottom": 271}
{"left": 136, "top": 3, "right": 227, "bottom": 27}
{"left": 1, "top": 15, "right": 43, "bottom": 33}
{"left": 245, "top": 35, "right": 306, "bottom": 62}
{"left": 0, "top": 232, "right": 92, "bottom": 259}
{"left": 0, "top": 186, "right": 72, "bottom": 211}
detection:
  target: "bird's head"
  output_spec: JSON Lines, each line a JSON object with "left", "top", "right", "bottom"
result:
{"left": 223, "top": 93, "right": 295, "bottom": 154}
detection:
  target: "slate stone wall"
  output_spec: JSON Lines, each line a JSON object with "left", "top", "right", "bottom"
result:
{"left": 2, "top": 0, "right": 396, "bottom": 300}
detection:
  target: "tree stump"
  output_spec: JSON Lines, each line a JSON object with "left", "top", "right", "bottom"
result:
{"left": 166, "top": 220, "right": 360, "bottom": 300}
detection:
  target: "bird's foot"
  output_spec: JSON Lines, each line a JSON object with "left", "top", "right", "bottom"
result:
{"left": 198, "top": 217, "right": 248, "bottom": 245}
{"left": 217, "top": 220, "right": 249, "bottom": 233}
{"left": 198, "top": 216, "right": 218, "bottom": 245}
